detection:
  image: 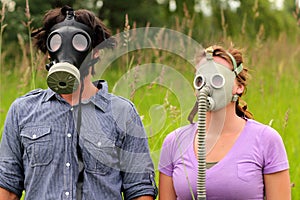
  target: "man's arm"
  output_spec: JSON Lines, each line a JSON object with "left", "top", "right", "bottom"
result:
{"left": 0, "top": 187, "right": 19, "bottom": 200}
{"left": 0, "top": 103, "right": 24, "bottom": 199}
{"left": 118, "top": 103, "right": 158, "bottom": 199}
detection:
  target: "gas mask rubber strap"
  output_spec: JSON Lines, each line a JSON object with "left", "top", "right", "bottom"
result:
{"left": 227, "top": 52, "right": 243, "bottom": 76}
{"left": 226, "top": 52, "right": 242, "bottom": 102}
{"left": 205, "top": 46, "right": 214, "bottom": 60}
{"left": 49, "top": 9, "right": 93, "bottom": 38}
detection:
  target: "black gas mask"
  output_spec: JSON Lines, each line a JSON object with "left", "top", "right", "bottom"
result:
{"left": 46, "top": 10, "right": 95, "bottom": 94}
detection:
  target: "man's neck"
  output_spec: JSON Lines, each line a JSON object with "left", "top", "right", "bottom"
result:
{"left": 61, "top": 75, "right": 99, "bottom": 106}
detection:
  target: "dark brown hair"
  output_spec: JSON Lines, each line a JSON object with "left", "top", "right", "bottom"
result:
{"left": 31, "top": 5, "right": 115, "bottom": 54}
{"left": 196, "top": 45, "right": 253, "bottom": 119}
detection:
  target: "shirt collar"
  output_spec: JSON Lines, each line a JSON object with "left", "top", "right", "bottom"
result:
{"left": 42, "top": 88, "right": 57, "bottom": 102}
{"left": 42, "top": 80, "right": 110, "bottom": 112}
{"left": 90, "top": 80, "right": 110, "bottom": 112}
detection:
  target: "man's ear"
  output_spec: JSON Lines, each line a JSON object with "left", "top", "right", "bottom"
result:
{"left": 93, "top": 49, "right": 99, "bottom": 59}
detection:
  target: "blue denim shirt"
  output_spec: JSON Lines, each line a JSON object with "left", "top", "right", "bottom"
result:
{"left": 0, "top": 80, "right": 157, "bottom": 200}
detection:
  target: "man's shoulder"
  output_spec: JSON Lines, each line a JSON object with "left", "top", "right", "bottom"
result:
{"left": 6, "top": 89, "right": 47, "bottom": 116}
{"left": 23, "top": 88, "right": 44, "bottom": 97}
{"left": 102, "top": 89, "right": 135, "bottom": 110}
{"left": 96, "top": 80, "right": 135, "bottom": 108}
{"left": 14, "top": 88, "right": 46, "bottom": 104}
{"left": 111, "top": 94, "right": 134, "bottom": 106}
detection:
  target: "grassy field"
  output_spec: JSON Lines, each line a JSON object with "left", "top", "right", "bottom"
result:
{"left": 0, "top": 13, "right": 299, "bottom": 200}
{"left": 1, "top": 34, "right": 299, "bottom": 199}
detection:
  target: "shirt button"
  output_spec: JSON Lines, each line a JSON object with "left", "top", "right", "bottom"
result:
{"left": 67, "top": 133, "right": 72, "bottom": 138}
{"left": 70, "top": 107, "right": 74, "bottom": 111}
{"left": 65, "top": 191, "right": 69, "bottom": 196}
{"left": 66, "top": 162, "right": 70, "bottom": 167}
{"left": 32, "top": 134, "right": 37, "bottom": 139}
{"left": 97, "top": 141, "right": 101, "bottom": 147}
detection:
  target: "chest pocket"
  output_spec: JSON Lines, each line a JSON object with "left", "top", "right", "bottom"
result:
{"left": 237, "top": 161, "right": 260, "bottom": 182}
{"left": 20, "top": 126, "right": 53, "bottom": 167}
{"left": 82, "top": 131, "right": 118, "bottom": 175}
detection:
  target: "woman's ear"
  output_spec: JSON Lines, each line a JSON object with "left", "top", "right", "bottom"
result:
{"left": 236, "top": 84, "right": 245, "bottom": 95}
{"left": 232, "top": 83, "right": 244, "bottom": 102}
{"left": 233, "top": 80, "right": 245, "bottom": 95}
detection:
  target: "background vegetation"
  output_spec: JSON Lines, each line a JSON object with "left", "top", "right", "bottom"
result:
{"left": 0, "top": 0, "right": 299, "bottom": 199}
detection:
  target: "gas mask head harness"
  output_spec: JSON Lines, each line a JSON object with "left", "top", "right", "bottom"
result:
{"left": 193, "top": 46, "right": 243, "bottom": 111}
{"left": 46, "top": 9, "right": 96, "bottom": 94}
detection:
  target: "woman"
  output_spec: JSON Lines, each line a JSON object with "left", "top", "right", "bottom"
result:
{"left": 158, "top": 45, "right": 291, "bottom": 199}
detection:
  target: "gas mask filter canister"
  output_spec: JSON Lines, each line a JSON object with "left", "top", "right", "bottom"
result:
{"left": 46, "top": 10, "right": 93, "bottom": 94}
{"left": 193, "top": 47, "right": 243, "bottom": 111}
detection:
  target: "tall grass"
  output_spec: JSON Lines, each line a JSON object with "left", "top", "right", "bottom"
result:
{"left": 24, "top": 0, "right": 36, "bottom": 90}
{"left": 0, "top": 3, "right": 299, "bottom": 200}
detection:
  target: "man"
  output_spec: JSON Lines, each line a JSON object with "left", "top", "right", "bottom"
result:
{"left": 0, "top": 5, "right": 157, "bottom": 200}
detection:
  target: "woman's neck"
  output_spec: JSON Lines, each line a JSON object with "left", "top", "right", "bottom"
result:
{"left": 203, "top": 103, "right": 246, "bottom": 157}
{"left": 206, "top": 103, "right": 243, "bottom": 133}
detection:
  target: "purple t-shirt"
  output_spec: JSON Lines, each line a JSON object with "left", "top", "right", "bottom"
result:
{"left": 158, "top": 119, "right": 289, "bottom": 200}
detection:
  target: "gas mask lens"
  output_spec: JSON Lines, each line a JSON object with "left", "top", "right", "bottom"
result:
{"left": 194, "top": 74, "right": 205, "bottom": 90}
{"left": 48, "top": 33, "right": 62, "bottom": 52}
{"left": 210, "top": 74, "right": 225, "bottom": 89}
{"left": 72, "top": 33, "right": 90, "bottom": 51}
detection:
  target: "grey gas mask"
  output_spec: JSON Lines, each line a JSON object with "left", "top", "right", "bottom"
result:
{"left": 193, "top": 47, "right": 243, "bottom": 111}
{"left": 45, "top": 10, "right": 96, "bottom": 94}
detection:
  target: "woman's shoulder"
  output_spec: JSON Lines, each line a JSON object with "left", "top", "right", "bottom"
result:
{"left": 247, "top": 119, "right": 278, "bottom": 132}
{"left": 160, "top": 123, "right": 196, "bottom": 166}
{"left": 245, "top": 119, "right": 282, "bottom": 142}
{"left": 162, "top": 123, "right": 197, "bottom": 146}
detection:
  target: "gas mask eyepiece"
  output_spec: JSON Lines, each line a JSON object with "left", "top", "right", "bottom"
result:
{"left": 46, "top": 9, "right": 93, "bottom": 94}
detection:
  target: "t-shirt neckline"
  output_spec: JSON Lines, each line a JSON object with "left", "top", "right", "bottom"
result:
{"left": 190, "top": 119, "right": 249, "bottom": 170}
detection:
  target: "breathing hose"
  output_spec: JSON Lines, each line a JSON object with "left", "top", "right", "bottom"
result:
{"left": 196, "top": 85, "right": 210, "bottom": 200}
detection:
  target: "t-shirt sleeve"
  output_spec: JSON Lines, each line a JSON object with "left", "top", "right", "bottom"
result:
{"left": 262, "top": 126, "right": 289, "bottom": 174}
{"left": 158, "top": 132, "right": 176, "bottom": 177}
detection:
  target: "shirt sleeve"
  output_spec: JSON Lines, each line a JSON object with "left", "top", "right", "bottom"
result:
{"left": 158, "top": 131, "right": 176, "bottom": 177}
{"left": 118, "top": 103, "right": 158, "bottom": 200}
{"left": 0, "top": 101, "right": 24, "bottom": 197}
{"left": 262, "top": 126, "right": 289, "bottom": 174}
